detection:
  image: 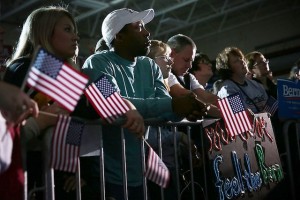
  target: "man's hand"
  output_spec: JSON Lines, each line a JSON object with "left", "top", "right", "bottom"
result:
{"left": 172, "top": 92, "right": 209, "bottom": 120}
{"left": 122, "top": 99, "right": 145, "bottom": 137}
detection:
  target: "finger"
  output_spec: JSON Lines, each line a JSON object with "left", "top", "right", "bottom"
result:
{"left": 28, "top": 100, "right": 39, "bottom": 118}
{"left": 191, "top": 110, "right": 205, "bottom": 117}
{"left": 128, "top": 121, "right": 138, "bottom": 130}
{"left": 122, "top": 117, "right": 135, "bottom": 128}
{"left": 206, "top": 104, "right": 211, "bottom": 111}
{"left": 14, "top": 109, "right": 34, "bottom": 125}
{"left": 130, "top": 122, "right": 142, "bottom": 134}
{"left": 136, "top": 124, "right": 145, "bottom": 138}
{"left": 9, "top": 104, "right": 27, "bottom": 122}
{"left": 186, "top": 114, "right": 197, "bottom": 122}
{"left": 128, "top": 122, "right": 144, "bottom": 137}
{"left": 188, "top": 92, "right": 197, "bottom": 98}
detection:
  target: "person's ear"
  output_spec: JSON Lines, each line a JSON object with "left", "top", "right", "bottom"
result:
{"left": 114, "top": 33, "right": 122, "bottom": 42}
{"left": 170, "top": 48, "right": 176, "bottom": 58}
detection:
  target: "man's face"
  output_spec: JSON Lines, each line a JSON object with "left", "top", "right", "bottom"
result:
{"left": 121, "top": 21, "right": 151, "bottom": 57}
{"left": 170, "top": 45, "right": 195, "bottom": 76}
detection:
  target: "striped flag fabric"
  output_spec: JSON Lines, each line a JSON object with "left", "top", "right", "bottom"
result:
{"left": 263, "top": 96, "right": 278, "bottom": 116}
{"left": 217, "top": 93, "right": 252, "bottom": 137}
{"left": 84, "top": 75, "right": 129, "bottom": 123}
{"left": 51, "top": 115, "right": 84, "bottom": 173}
{"left": 26, "top": 48, "right": 88, "bottom": 112}
{"left": 145, "top": 146, "right": 170, "bottom": 188}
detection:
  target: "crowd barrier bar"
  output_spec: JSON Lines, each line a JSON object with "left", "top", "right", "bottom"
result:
{"left": 24, "top": 118, "right": 208, "bottom": 200}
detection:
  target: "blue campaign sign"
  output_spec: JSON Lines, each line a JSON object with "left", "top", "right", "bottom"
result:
{"left": 277, "top": 79, "right": 300, "bottom": 119}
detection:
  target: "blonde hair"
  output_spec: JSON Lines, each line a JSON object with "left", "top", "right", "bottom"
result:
{"left": 148, "top": 40, "right": 171, "bottom": 59}
{"left": 7, "top": 6, "right": 77, "bottom": 66}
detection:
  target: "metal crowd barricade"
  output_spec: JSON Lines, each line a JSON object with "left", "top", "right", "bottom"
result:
{"left": 282, "top": 119, "right": 300, "bottom": 200}
{"left": 24, "top": 118, "right": 208, "bottom": 200}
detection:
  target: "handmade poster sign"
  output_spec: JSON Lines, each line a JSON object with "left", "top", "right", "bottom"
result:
{"left": 202, "top": 113, "right": 283, "bottom": 200}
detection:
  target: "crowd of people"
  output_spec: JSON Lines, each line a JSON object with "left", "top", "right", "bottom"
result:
{"left": 0, "top": 4, "right": 299, "bottom": 200}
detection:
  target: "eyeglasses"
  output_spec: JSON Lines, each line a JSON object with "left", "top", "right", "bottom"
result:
{"left": 155, "top": 55, "right": 172, "bottom": 62}
{"left": 253, "top": 59, "right": 269, "bottom": 67}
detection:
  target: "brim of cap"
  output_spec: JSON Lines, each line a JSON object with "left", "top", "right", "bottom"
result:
{"left": 130, "top": 9, "right": 154, "bottom": 25}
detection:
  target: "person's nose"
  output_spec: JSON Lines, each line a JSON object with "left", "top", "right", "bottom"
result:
{"left": 168, "top": 59, "right": 173, "bottom": 65}
{"left": 142, "top": 27, "right": 150, "bottom": 37}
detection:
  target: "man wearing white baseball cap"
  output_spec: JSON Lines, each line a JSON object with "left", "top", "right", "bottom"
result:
{"left": 82, "top": 8, "right": 206, "bottom": 199}
{"left": 102, "top": 8, "right": 154, "bottom": 49}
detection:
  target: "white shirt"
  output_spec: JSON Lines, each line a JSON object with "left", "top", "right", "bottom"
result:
{"left": 168, "top": 72, "right": 204, "bottom": 90}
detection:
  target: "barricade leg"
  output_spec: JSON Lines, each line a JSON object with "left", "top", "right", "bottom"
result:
{"left": 283, "top": 120, "right": 296, "bottom": 200}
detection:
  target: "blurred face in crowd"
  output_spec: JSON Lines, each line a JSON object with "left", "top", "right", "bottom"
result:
{"left": 228, "top": 53, "right": 248, "bottom": 77}
{"left": 155, "top": 53, "right": 173, "bottom": 79}
{"left": 193, "top": 59, "right": 213, "bottom": 81}
{"left": 170, "top": 44, "right": 196, "bottom": 76}
{"left": 251, "top": 54, "right": 270, "bottom": 77}
{"left": 51, "top": 15, "right": 79, "bottom": 60}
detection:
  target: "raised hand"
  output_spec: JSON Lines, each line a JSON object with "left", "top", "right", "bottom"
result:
{"left": 0, "top": 82, "right": 39, "bottom": 127}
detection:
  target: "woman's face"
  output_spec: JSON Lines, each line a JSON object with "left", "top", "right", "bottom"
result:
{"left": 251, "top": 54, "right": 270, "bottom": 77}
{"left": 51, "top": 16, "right": 79, "bottom": 60}
{"left": 228, "top": 53, "right": 248, "bottom": 76}
{"left": 193, "top": 59, "right": 213, "bottom": 79}
{"left": 154, "top": 52, "right": 173, "bottom": 79}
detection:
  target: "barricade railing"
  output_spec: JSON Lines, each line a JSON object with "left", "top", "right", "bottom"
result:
{"left": 24, "top": 118, "right": 207, "bottom": 200}
{"left": 24, "top": 116, "right": 297, "bottom": 200}
{"left": 282, "top": 119, "right": 300, "bottom": 200}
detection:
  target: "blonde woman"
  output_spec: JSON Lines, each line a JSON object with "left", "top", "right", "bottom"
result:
{"left": 147, "top": 40, "right": 173, "bottom": 90}
{"left": 2, "top": 6, "right": 81, "bottom": 199}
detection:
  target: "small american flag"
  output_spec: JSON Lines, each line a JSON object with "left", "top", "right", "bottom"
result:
{"left": 217, "top": 93, "right": 252, "bottom": 137}
{"left": 145, "top": 147, "right": 170, "bottom": 188}
{"left": 51, "top": 115, "right": 84, "bottom": 173}
{"left": 263, "top": 96, "right": 278, "bottom": 116}
{"left": 84, "top": 75, "right": 129, "bottom": 123}
{"left": 26, "top": 48, "right": 88, "bottom": 112}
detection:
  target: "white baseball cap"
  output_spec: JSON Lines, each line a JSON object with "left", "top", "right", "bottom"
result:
{"left": 101, "top": 8, "right": 154, "bottom": 48}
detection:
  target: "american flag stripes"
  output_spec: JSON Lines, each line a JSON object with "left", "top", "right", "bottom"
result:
{"left": 145, "top": 146, "right": 170, "bottom": 188}
{"left": 263, "top": 96, "right": 278, "bottom": 116}
{"left": 217, "top": 93, "right": 252, "bottom": 137}
{"left": 51, "top": 115, "right": 84, "bottom": 173}
{"left": 26, "top": 48, "right": 88, "bottom": 112}
{"left": 84, "top": 75, "right": 129, "bottom": 123}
